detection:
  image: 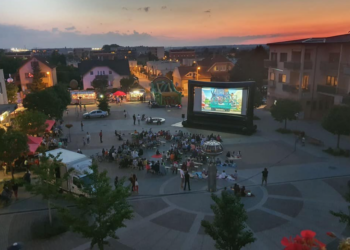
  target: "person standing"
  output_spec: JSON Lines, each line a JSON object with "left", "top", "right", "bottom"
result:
{"left": 262, "top": 168, "right": 268, "bottom": 186}
{"left": 137, "top": 114, "right": 141, "bottom": 125}
{"left": 86, "top": 132, "right": 91, "bottom": 144}
{"left": 2, "top": 162, "right": 7, "bottom": 175}
{"left": 24, "top": 170, "right": 31, "bottom": 184}
{"left": 81, "top": 121, "right": 84, "bottom": 131}
{"left": 12, "top": 180, "right": 18, "bottom": 200}
{"left": 114, "top": 176, "right": 119, "bottom": 188}
{"left": 124, "top": 110, "right": 127, "bottom": 118}
{"left": 180, "top": 168, "right": 184, "bottom": 189}
{"left": 99, "top": 130, "right": 103, "bottom": 143}
{"left": 133, "top": 114, "right": 136, "bottom": 125}
{"left": 184, "top": 171, "right": 191, "bottom": 191}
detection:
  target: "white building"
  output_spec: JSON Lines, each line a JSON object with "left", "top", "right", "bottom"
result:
{"left": 146, "top": 61, "right": 180, "bottom": 76}
{"left": 79, "top": 60, "right": 130, "bottom": 89}
{"left": 0, "top": 69, "right": 8, "bottom": 105}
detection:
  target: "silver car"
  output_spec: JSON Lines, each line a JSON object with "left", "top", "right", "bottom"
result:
{"left": 83, "top": 110, "right": 108, "bottom": 119}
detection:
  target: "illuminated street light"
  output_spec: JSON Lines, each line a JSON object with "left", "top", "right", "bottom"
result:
{"left": 7, "top": 74, "right": 13, "bottom": 83}
{"left": 100, "top": 94, "right": 104, "bottom": 98}
{"left": 196, "top": 67, "right": 201, "bottom": 80}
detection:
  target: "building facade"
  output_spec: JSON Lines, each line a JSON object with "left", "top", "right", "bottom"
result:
{"left": 0, "top": 69, "right": 8, "bottom": 105}
{"left": 18, "top": 57, "right": 57, "bottom": 91}
{"left": 197, "top": 55, "right": 234, "bottom": 82}
{"left": 146, "top": 61, "right": 180, "bottom": 76}
{"left": 265, "top": 34, "right": 350, "bottom": 119}
{"left": 79, "top": 60, "right": 130, "bottom": 89}
{"left": 169, "top": 49, "right": 196, "bottom": 63}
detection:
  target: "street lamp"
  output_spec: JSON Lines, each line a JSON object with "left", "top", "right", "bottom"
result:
{"left": 196, "top": 67, "right": 201, "bottom": 80}
{"left": 6, "top": 74, "right": 13, "bottom": 83}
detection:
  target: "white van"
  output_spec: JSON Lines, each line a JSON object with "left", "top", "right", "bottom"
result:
{"left": 45, "top": 149, "right": 93, "bottom": 196}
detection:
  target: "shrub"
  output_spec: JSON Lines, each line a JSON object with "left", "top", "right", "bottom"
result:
{"left": 276, "top": 128, "right": 292, "bottom": 134}
{"left": 31, "top": 215, "right": 68, "bottom": 239}
{"left": 323, "top": 147, "right": 350, "bottom": 157}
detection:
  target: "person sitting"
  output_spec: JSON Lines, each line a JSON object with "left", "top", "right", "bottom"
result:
{"left": 219, "top": 170, "right": 227, "bottom": 179}
{"left": 226, "top": 151, "right": 231, "bottom": 158}
{"left": 153, "top": 161, "right": 160, "bottom": 173}
{"left": 216, "top": 158, "right": 221, "bottom": 166}
{"left": 156, "top": 149, "right": 160, "bottom": 155}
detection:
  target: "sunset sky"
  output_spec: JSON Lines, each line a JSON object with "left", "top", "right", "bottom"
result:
{"left": 0, "top": 0, "right": 350, "bottom": 48}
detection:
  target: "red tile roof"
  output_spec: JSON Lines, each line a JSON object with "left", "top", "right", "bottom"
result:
{"left": 177, "top": 66, "right": 211, "bottom": 78}
{"left": 268, "top": 33, "right": 350, "bottom": 45}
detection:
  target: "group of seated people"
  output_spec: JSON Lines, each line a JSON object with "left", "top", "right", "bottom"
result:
{"left": 230, "top": 184, "right": 252, "bottom": 197}
{"left": 226, "top": 150, "right": 242, "bottom": 159}
{"left": 217, "top": 170, "right": 238, "bottom": 181}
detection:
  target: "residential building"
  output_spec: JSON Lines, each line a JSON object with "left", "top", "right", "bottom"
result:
{"left": 172, "top": 66, "right": 211, "bottom": 95}
{"left": 265, "top": 33, "right": 350, "bottom": 119}
{"left": 0, "top": 69, "right": 16, "bottom": 126}
{"left": 146, "top": 61, "right": 180, "bottom": 76}
{"left": 182, "top": 58, "right": 199, "bottom": 67}
{"left": 134, "top": 46, "right": 165, "bottom": 59}
{"left": 18, "top": 56, "right": 57, "bottom": 91}
{"left": 169, "top": 49, "right": 196, "bottom": 63}
{"left": 79, "top": 60, "right": 130, "bottom": 89}
{"left": 197, "top": 55, "right": 234, "bottom": 81}
{"left": 32, "top": 48, "right": 74, "bottom": 55}
{"left": 73, "top": 48, "right": 92, "bottom": 59}
{"left": 90, "top": 50, "right": 116, "bottom": 61}
{"left": 4, "top": 51, "right": 32, "bottom": 60}
{"left": 129, "top": 60, "right": 138, "bottom": 73}
{"left": 0, "top": 69, "right": 8, "bottom": 105}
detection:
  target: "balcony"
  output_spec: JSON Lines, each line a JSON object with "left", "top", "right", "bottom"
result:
{"left": 320, "top": 62, "right": 339, "bottom": 71}
{"left": 317, "top": 84, "right": 350, "bottom": 96}
{"left": 264, "top": 60, "right": 277, "bottom": 68}
{"left": 282, "top": 84, "right": 310, "bottom": 93}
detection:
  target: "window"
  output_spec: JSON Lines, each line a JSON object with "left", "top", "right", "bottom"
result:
{"left": 304, "top": 51, "right": 311, "bottom": 61}
{"left": 280, "top": 53, "right": 287, "bottom": 62}
{"left": 90, "top": 71, "right": 93, "bottom": 75}
{"left": 302, "top": 75, "right": 309, "bottom": 89}
{"left": 25, "top": 73, "right": 34, "bottom": 78}
{"left": 329, "top": 53, "right": 340, "bottom": 63}
{"left": 270, "top": 72, "right": 275, "bottom": 81}
{"left": 312, "top": 101, "right": 317, "bottom": 110}
{"left": 278, "top": 74, "right": 287, "bottom": 83}
{"left": 326, "top": 76, "right": 338, "bottom": 86}
{"left": 109, "top": 70, "right": 112, "bottom": 74}
{"left": 271, "top": 53, "right": 277, "bottom": 61}
{"left": 31, "top": 61, "right": 39, "bottom": 68}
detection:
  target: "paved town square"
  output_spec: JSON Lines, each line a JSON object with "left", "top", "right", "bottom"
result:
{"left": 1, "top": 98, "right": 350, "bottom": 250}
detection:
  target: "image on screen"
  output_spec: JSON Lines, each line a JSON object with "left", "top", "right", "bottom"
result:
{"left": 201, "top": 87, "right": 243, "bottom": 114}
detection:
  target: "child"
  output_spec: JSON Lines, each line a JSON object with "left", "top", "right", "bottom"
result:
{"left": 135, "top": 178, "right": 139, "bottom": 194}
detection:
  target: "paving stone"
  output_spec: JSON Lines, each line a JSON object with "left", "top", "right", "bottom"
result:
{"left": 323, "top": 177, "right": 350, "bottom": 198}
{"left": 151, "top": 209, "right": 196, "bottom": 233}
{"left": 263, "top": 197, "right": 303, "bottom": 218}
{"left": 246, "top": 209, "right": 289, "bottom": 233}
{"left": 129, "top": 198, "right": 169, "bottom": 218}
{"left": 266, "top": 183, "right": 302, "bottom": 197}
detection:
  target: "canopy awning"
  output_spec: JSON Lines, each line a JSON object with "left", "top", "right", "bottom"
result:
{"left": 28, "top": 143, "right": 40, "bottom": 154}
{"left": 27, "top": 136, "right": 43, "bottom": 145}
{"left": 113, "top": 91, "right": 126, "bottom": 96}
{"left": 45, "top": 120, "right": 55, "bottom": 132}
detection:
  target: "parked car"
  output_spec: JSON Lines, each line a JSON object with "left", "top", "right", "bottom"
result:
{"left": 83, "top": 110, "right": 108, "bottom": 119}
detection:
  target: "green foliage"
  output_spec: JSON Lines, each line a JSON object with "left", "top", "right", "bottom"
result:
{"left": 120, "top": 76, "right": 135, "bottom": 92}
{"left": 165, "top": 71, "right": 173, "bottom": 81}
{"left": 31, "top": 215, "right": 68, "bottom": 239}
{"left": 322, "top": 105, "right": 350, "bottom": 149}
{"left": 253, "top": 89, "right": 264, "bottom": 108}
{"left": 56, "top": 65, "right": 81, "bottom": 86}
{"left": 97, "top": 92, "right": 110, "bottom": 112}
{"left": 49, "top": 51, "right": 66, "bottom": 66}
{"left": 330, "top": 182, "right": 350, "bottom": 225}
{"left": 147, "top": 52, "right": 158, "bottom": 61}
{"left": 230, "top": 45, "right": 268, "bottom": 88}
{"left": 0, "top": 56, "right": 23, "bottom": 75}
{"left": 5, "top": 82, "right": 18, "bottom": 103}
{"left": 59, "top": 164, "right": 133, "bottom": 250}
{"left": 0, "top": 130, "right": 28, "bottom": 165}
{"left": 201, "top": 192, "right": 255, "bottom": 250}
{"left": 30, "top": 63, "right": 46, "bottom": 91}
{"left": 323, "top": 147, "right": 350, "bottom": 157}
{"left": 92, "top": 78, "right": 108, "bottom": 91}
{"left": 270, "top": 99, "right": 302, "bottom": 129}
{"left": 13, "top": 110, "right": 48, "bottom": 135}
{"left": 23, "top": 86, "right": 70, "bottom": 118}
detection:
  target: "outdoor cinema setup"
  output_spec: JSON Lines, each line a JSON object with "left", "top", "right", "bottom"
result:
{"left": 182, "top": 80, "right": 256, "bottom": 135}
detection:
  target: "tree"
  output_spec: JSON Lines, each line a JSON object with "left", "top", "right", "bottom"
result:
{"left": 13, "top": 110, "right": 48, "bottom": 135}
{"left": 0, "top": 130, "right": 28, "bottom": 166}
{"left": 166, "top": 71, "right": 173, "bottom": 81}
{"left": 6, "top": 82, "right": 18, "bottom": 103}
{"left": 97, "top": 93, "right": 110, "bottom": 112}
{"left": 52, "top": 84, "right": 71, "bottom": 107}
{"left": 30, "top": 62, "right": 46, "bottom": 91}
{"left": 49, "top": 51, "right": 66, "bottom": 66}
{"left": 230, "top": 46, "right": 268, "bottom": 88}
{"left": 330, "top": 182, "right": 350, "bottom": 226}
{"left": 322, "top": 105, "right": 350, "bottom": 149}
{"left": 92, "top": 78, "right": 108, "bottom": 91}
{"left": 253, "top": 89, "right": 264, "bottom": 108}
{"left": 201, "top": 192, "right": 255, "bottom": 250}
{"left": 59, "top": 164, "right": 133, "bottom": 250}
{"left": 26, "top": 153, "right": 71, "bottom": 224}
{"left": 270, "top": 99, "right": 302, "bottom": 129}
{"left": 0, "top": 56, "right": 23, "bottom": 76}
{"left": 120, "top": 76, "right": 135, "bottom": 92}
{"left": 23, "top": 88, "right": 66, "bottom": 118}
{"left": 147, "top": 52, "right": 158, "bottom": 61}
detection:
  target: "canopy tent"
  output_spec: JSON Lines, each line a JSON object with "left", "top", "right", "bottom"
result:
{"left": 113, "top": 91, "right": 126, "bottom": 96}
{"left": 27, "top": 136, "right": 43, "bottom": 145}
{"left": 45, "top": 120, "right": 55, "bottom": 132}
{"left": 28, "top": 143, "right": 40, "bottom": 154}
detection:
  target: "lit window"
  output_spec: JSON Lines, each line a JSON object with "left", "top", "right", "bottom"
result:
{"left": 270, "top": 72, "right": 275, "bottom": 81}
{"left": 278, "top": 74, "right": 286, "bottom": 83}
{"left": 326, "top": 76, "right": 338, "bottom": 86}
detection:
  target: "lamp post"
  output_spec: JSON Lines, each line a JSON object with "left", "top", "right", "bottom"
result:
{"left": 202, "top": 140, "right": 223, "bottom": 192}
{"left": 196, "top": 67, "right": 200, "bottom": 80}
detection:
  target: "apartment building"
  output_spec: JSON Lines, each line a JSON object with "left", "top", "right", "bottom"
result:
{"left": 265, "top": 34, "right": 350, "bottom": 119}
{"left": 169, "top": 49, "right": 196, "bottom": 63}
